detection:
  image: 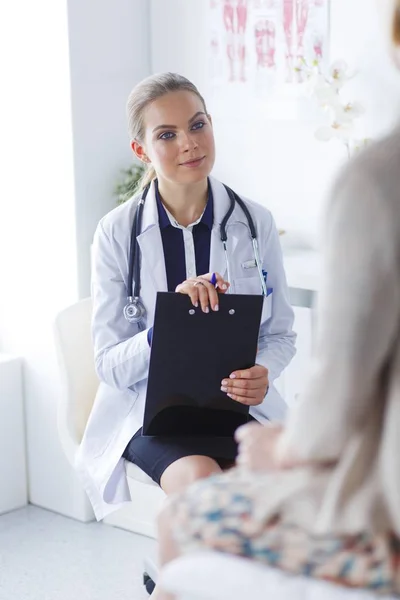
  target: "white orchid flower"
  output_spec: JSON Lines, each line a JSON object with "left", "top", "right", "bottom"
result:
{"left": 334, "top": 101, "right": 365, "bottom": 124}
{"left": 305, "top": 55, "right": 368, "bottom": 158}
{"left": 314, "top": 126, "right": 335, "bottom": 141}
{"left": 295, "top": 56, "right": 322, "bottom": 84}
{"left": 329, "top": 60, "right": 350, "bottom": 89}
{"left": 313, "top": 83, "right": 339, "bottom": 108}
{"left": 304, "top": 73, "right": 324, "bottom": 98}
{"left": 352, "top": 138, "right": 373, "bottom": 153}
{"left": 315, "top": 121, "right": 356, "bottom": 142}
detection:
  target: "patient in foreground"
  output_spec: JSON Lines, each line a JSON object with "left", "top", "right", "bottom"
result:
{"left": 152, "top": 1, "right": 400, "bottom": 598}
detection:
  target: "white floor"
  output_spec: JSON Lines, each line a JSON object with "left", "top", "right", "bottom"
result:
{"left": 0, "top": 505, "right": 157, "bottom": 600}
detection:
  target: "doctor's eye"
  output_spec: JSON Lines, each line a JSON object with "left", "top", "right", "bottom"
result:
{"left": 159, "top": 131, "right": 176, "bottom": 140}
{"left": 191, "top": 121, "right": 206, "bottom": 131}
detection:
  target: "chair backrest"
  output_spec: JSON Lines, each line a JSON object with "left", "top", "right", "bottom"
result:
{"left": 54, "top": 297, "right": 98, "bottom": 463}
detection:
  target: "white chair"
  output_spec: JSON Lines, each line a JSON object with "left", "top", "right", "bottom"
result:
{"left": 54, "top": 297, "right": 162, "bottom": 595}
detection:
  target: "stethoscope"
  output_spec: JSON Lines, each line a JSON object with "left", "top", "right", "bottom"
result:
{"left": 123, "top": 182, "right": 268, "bottom": 325}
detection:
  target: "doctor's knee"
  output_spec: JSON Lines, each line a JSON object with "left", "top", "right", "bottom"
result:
{"left": 160, "top": 455, "right": 222, "bottom": 495}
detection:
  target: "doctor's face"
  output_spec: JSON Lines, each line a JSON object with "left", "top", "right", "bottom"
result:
{"left": 139, "top": 90, "right": 215, "bottom": 185}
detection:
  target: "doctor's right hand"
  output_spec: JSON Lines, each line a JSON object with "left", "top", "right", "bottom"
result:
{"left": 176, "top": 272, "right": 230, "bottom": 313}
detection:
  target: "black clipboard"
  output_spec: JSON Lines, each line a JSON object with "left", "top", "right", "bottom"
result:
{"left": 142, "top": 292, "right": 263, "bottom": 437}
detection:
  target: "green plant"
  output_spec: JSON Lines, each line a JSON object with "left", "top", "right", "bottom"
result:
{"left": 114, "top": 163, "right": 145, "bottom": 205}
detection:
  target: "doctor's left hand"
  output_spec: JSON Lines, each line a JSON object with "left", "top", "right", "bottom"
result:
{"left": 221, "top": 365, "right": 269, "bottom": 406}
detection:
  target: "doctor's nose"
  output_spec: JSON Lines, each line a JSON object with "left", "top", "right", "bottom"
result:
{"left": 180, "top": 133, "right": 198, "bottom": 153}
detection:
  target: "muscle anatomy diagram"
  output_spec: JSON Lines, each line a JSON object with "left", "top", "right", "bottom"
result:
{"left": 208, "top": 0, "right": 329, "bottom": 89}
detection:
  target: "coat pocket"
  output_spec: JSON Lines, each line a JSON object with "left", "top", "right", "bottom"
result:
{"left": 233, "top": 276, "right": 272, "bottom": 322}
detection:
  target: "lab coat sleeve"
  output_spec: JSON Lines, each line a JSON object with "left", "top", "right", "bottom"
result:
{"left": 279, "top": 168, "right": 400, "bottom": 462}
{"left": 256, "top": 214, "right": 297, "bottom": 383}
{"left": 91, "top": 220, "right": 150, "bottom": 393}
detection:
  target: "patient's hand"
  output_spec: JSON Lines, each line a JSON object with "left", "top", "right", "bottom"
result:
{"left": 235, "top": 422, "right": 323, "bottom": 472}
{"left": 235, "top": 421, "right": 283, "bottom": 472}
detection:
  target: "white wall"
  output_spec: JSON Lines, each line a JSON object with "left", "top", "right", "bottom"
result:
{"left": 150, "top": 0, "right": 400, "bottom": 247}
{"left": 68, "top": 0, "right": 151, "bottom": 298}
{"left": 0, "top": 0, "right": 84, "bottom": 520}
{"left": 0, "top": 0, "right": 151, "bottom": 520}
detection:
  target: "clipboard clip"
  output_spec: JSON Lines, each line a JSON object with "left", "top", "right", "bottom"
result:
{"left": 188, "top": 307, "right": 236, "bottom": 315}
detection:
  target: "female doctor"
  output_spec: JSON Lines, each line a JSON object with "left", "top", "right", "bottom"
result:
{"left": 75, "top": 72, "right": 296, "bottom": 521}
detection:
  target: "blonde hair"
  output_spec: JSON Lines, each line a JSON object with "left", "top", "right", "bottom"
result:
{"left": 126, "top": 72, "right": 208, "bottom": 190}
{"left": 394, "top": 0, "right": 400, "bottom": 44}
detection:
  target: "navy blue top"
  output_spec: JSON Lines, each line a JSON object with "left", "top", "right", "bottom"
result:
{"left": 147, "top": 180, "right": 214, "bottom": 345}
{"left": 155, "top": 179, "right": 213, "bottom": 292}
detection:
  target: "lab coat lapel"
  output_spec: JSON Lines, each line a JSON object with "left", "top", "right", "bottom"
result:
{"left": 136, "top": 182, "right": 168, "bottom": 317}
{"left": 209, "top": 177, "right": 229, "bottom": 279}
{"left": 209, "top": 176, "right": 243, "bottom": 280}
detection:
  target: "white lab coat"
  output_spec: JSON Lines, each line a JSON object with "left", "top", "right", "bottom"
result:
{"left": 76, "top": 176, "right": 296, "bottom": 520}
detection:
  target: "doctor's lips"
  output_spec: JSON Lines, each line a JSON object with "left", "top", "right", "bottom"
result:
{"left": 179, "top": 156, "right": 206, "bottom": 168}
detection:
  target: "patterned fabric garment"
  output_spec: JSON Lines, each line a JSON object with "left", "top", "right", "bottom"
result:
{"left": 170, "top": 471, "right": 400, "bottom": 596}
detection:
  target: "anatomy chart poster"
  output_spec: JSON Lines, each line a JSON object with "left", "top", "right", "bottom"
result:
{"left": 208, "top": 0, "right": 330, "bottom": 94}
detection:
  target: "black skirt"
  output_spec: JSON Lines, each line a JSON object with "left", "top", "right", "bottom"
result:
{"left": 123, "top": 416, "right": 257, "bottom": 486}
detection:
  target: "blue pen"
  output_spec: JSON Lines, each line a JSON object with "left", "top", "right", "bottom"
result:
{"left": 210, "top": 272, "right": 217, "bottom": 287}
{"left": 262, "top": 270, "right": 273, "bottom": 296}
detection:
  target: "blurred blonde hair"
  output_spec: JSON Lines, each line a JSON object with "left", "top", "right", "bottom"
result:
{"left": 126, "top": 72, "right": 208, "bottom": 191}
{"left": 394, "top": 0, "right": 400, "bottom": 44}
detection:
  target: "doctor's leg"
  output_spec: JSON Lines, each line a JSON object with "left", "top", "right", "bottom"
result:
{"left": 148, "top": 504, "right": 182, "bottom": 599}
{"left": 149, "top": 458, "right": 222, "bottom": 599}
{"left": 160, "top": 455, "right": 222, "bottom": 495}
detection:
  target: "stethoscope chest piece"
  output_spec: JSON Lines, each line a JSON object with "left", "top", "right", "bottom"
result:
{"left": 123, "top": 297, "right": 146, "bottom": 324}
